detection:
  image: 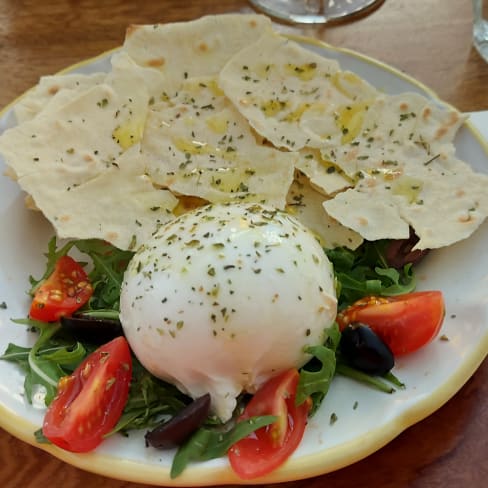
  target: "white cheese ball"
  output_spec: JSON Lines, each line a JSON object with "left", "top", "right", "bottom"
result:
{"left": 120, "top": 203, "right": 337, "bottom": 421}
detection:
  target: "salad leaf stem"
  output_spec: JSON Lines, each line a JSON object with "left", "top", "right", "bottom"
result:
{"left": 28, "top": 324, "right": 62, "bottom": 388}
{"left": 336, "top": 362, "right": 395, "bottom": 394}
{"left": 76, "top": 309, "right": 121, "bottom": 320}
{"left": 384, "top": 371, "right": 406, "bottom": 389}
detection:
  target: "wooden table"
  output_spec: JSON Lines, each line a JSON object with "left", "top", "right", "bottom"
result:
{"left": 0, "top": 1, "right": 486, "bottom": 487}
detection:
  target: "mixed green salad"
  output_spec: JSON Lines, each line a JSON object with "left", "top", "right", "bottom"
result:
{"left": 0, "top": 235, "right": 444, "bottom": 479}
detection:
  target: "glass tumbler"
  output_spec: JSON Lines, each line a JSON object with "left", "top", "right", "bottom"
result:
{"left": 248, "top": 0, "right": 384, "bottom": 24}
{"left": 473, "top": 0, "right": 488, "bottom": 61}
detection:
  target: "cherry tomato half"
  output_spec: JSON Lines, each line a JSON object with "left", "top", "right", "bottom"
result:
{"left": 228, "top": 369, "right": 311, "bottom": 480}
{"left": 43, "top": 336, "right": 132, "bottom": 453}
{"left": 336, "top": 291, "right": 445, "bottom": 356}
{"left": 30, "top": 255, "right": 93, "bottom": 322}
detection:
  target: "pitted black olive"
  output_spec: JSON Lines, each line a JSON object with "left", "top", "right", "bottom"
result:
{"left": 60, "top": 314, "right": 124, "bottom": 345}
{"left": 145, "top": 393, "right": 211, "bottom": 449}
{"left": 340, "top": 323, "right": 394, "bottom": 376}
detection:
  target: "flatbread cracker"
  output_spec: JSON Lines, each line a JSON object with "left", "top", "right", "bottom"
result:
{"left": 287, "top": 172, "right": 363, "bottom": 249}
{"left": 124, "top": 14, "right": 273, "bottom": 86}
{"left": 19, "top": 145, "right": 178, "bottom": 250}
{"left": 323, "top": 185, "right": 411, "bottom": 242}
{"left": 323, "top": 151, "right": 488, "bottom": 249}
{"left": 1, "top": 15, "right": 486, "bottom": 253}
{"left": 141, "top": 77, "right": 296, "bottom": 209}
{"left": 0, "top": 65, "right": 178, "bottom": 249}
{"left": 1, "top": 84, "right": 129, "bottom": 182}
{"left": 398, "top": 157, "right": 488, "bottom": 249}
{"left": 317, "top": 90, "right": 486, "bottom": 248}
{"left": 14, "top": 72, "right": 106, "bottom": 124}
{"left": 296, "top": 148, "right": 351, "bottom": 196}
{"left": 219, "top": 31, "right": 377, "bottom": 151}
{"left": 110, "top": 51, "right": 172, "bottom": 101}
{"left": 320, "top": 93, "right": 467, "bottom": 179}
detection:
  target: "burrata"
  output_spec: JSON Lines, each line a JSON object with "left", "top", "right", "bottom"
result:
{"left": 120, "top": 202, "right": 337, "bottom": 421}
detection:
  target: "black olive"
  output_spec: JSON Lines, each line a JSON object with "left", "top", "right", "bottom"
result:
{"left": 340, "top": 323, "right": 394, "bottom": 376}
{"left": 145, "top": 393, "right": 211, "bottom": 450}
{"left": 60, "top": 314, "right": 124, "bottom": 345}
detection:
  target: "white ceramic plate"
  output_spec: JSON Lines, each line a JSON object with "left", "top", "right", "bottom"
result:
{"left": 0, "top": 36, "right": 487, "bottom": 486}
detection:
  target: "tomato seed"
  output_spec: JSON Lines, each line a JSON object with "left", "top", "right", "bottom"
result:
{"left": 82, "top": 363, "right": 92, "bottom": 379}
{"left": 105, "top": 377, "right": 116, "bottom": 390}
{"left": 99, "top": 351, "right": 110, "bottom": 364}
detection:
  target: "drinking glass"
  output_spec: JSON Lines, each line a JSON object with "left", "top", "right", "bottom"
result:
{"left": 248, "top": 0, "right": 384, "bottom": 24}
{"left": 473, "top": 0, "right": 488, "bottom": 61}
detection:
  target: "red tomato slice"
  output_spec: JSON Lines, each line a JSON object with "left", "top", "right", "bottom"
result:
{"left": 228, "top": 369, "right": 311, "bottom": 480}
{"left": 30, "top": 255, "right": 93, "bottom": 322}
{"left": 43, "top": 337, "right": 132, "bottom": 453}
{"left": 336, "top": 291, "right": 445, "bottom": 356}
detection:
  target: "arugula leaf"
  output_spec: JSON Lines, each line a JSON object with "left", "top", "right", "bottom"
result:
{"left": 296, "top": 323, "right": 341, "bottom": 414}
{"left": 108, "top": 358, "right": 189, "bottom": 436}
{"left": 326, "top": 241, "right": 416, "bottom": 308}
{"left": 34, "top": 428, "right": 50, "bottom": 444}
{"left": 170, "top": 415, "right": 276, "bottom": 479}
{"left": 28, "top": 237, "right": 75, "bottom": 295}
{"left": 41, "top": 341, "right": 87, "bottom": 368}
{"left": 0, "top": 318, "right": 88, "bottom": 405}
{"left": 1, "top": 341, "right": 86, "bottom": 374}
{"left": 74, "top": 239, "right": 134, "bottom": 313}
{"left": 0, "top": 343, "right": 31, "bottom": 370}
{"left": 17, "top": 320, "right": 63, "bottom": 405}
